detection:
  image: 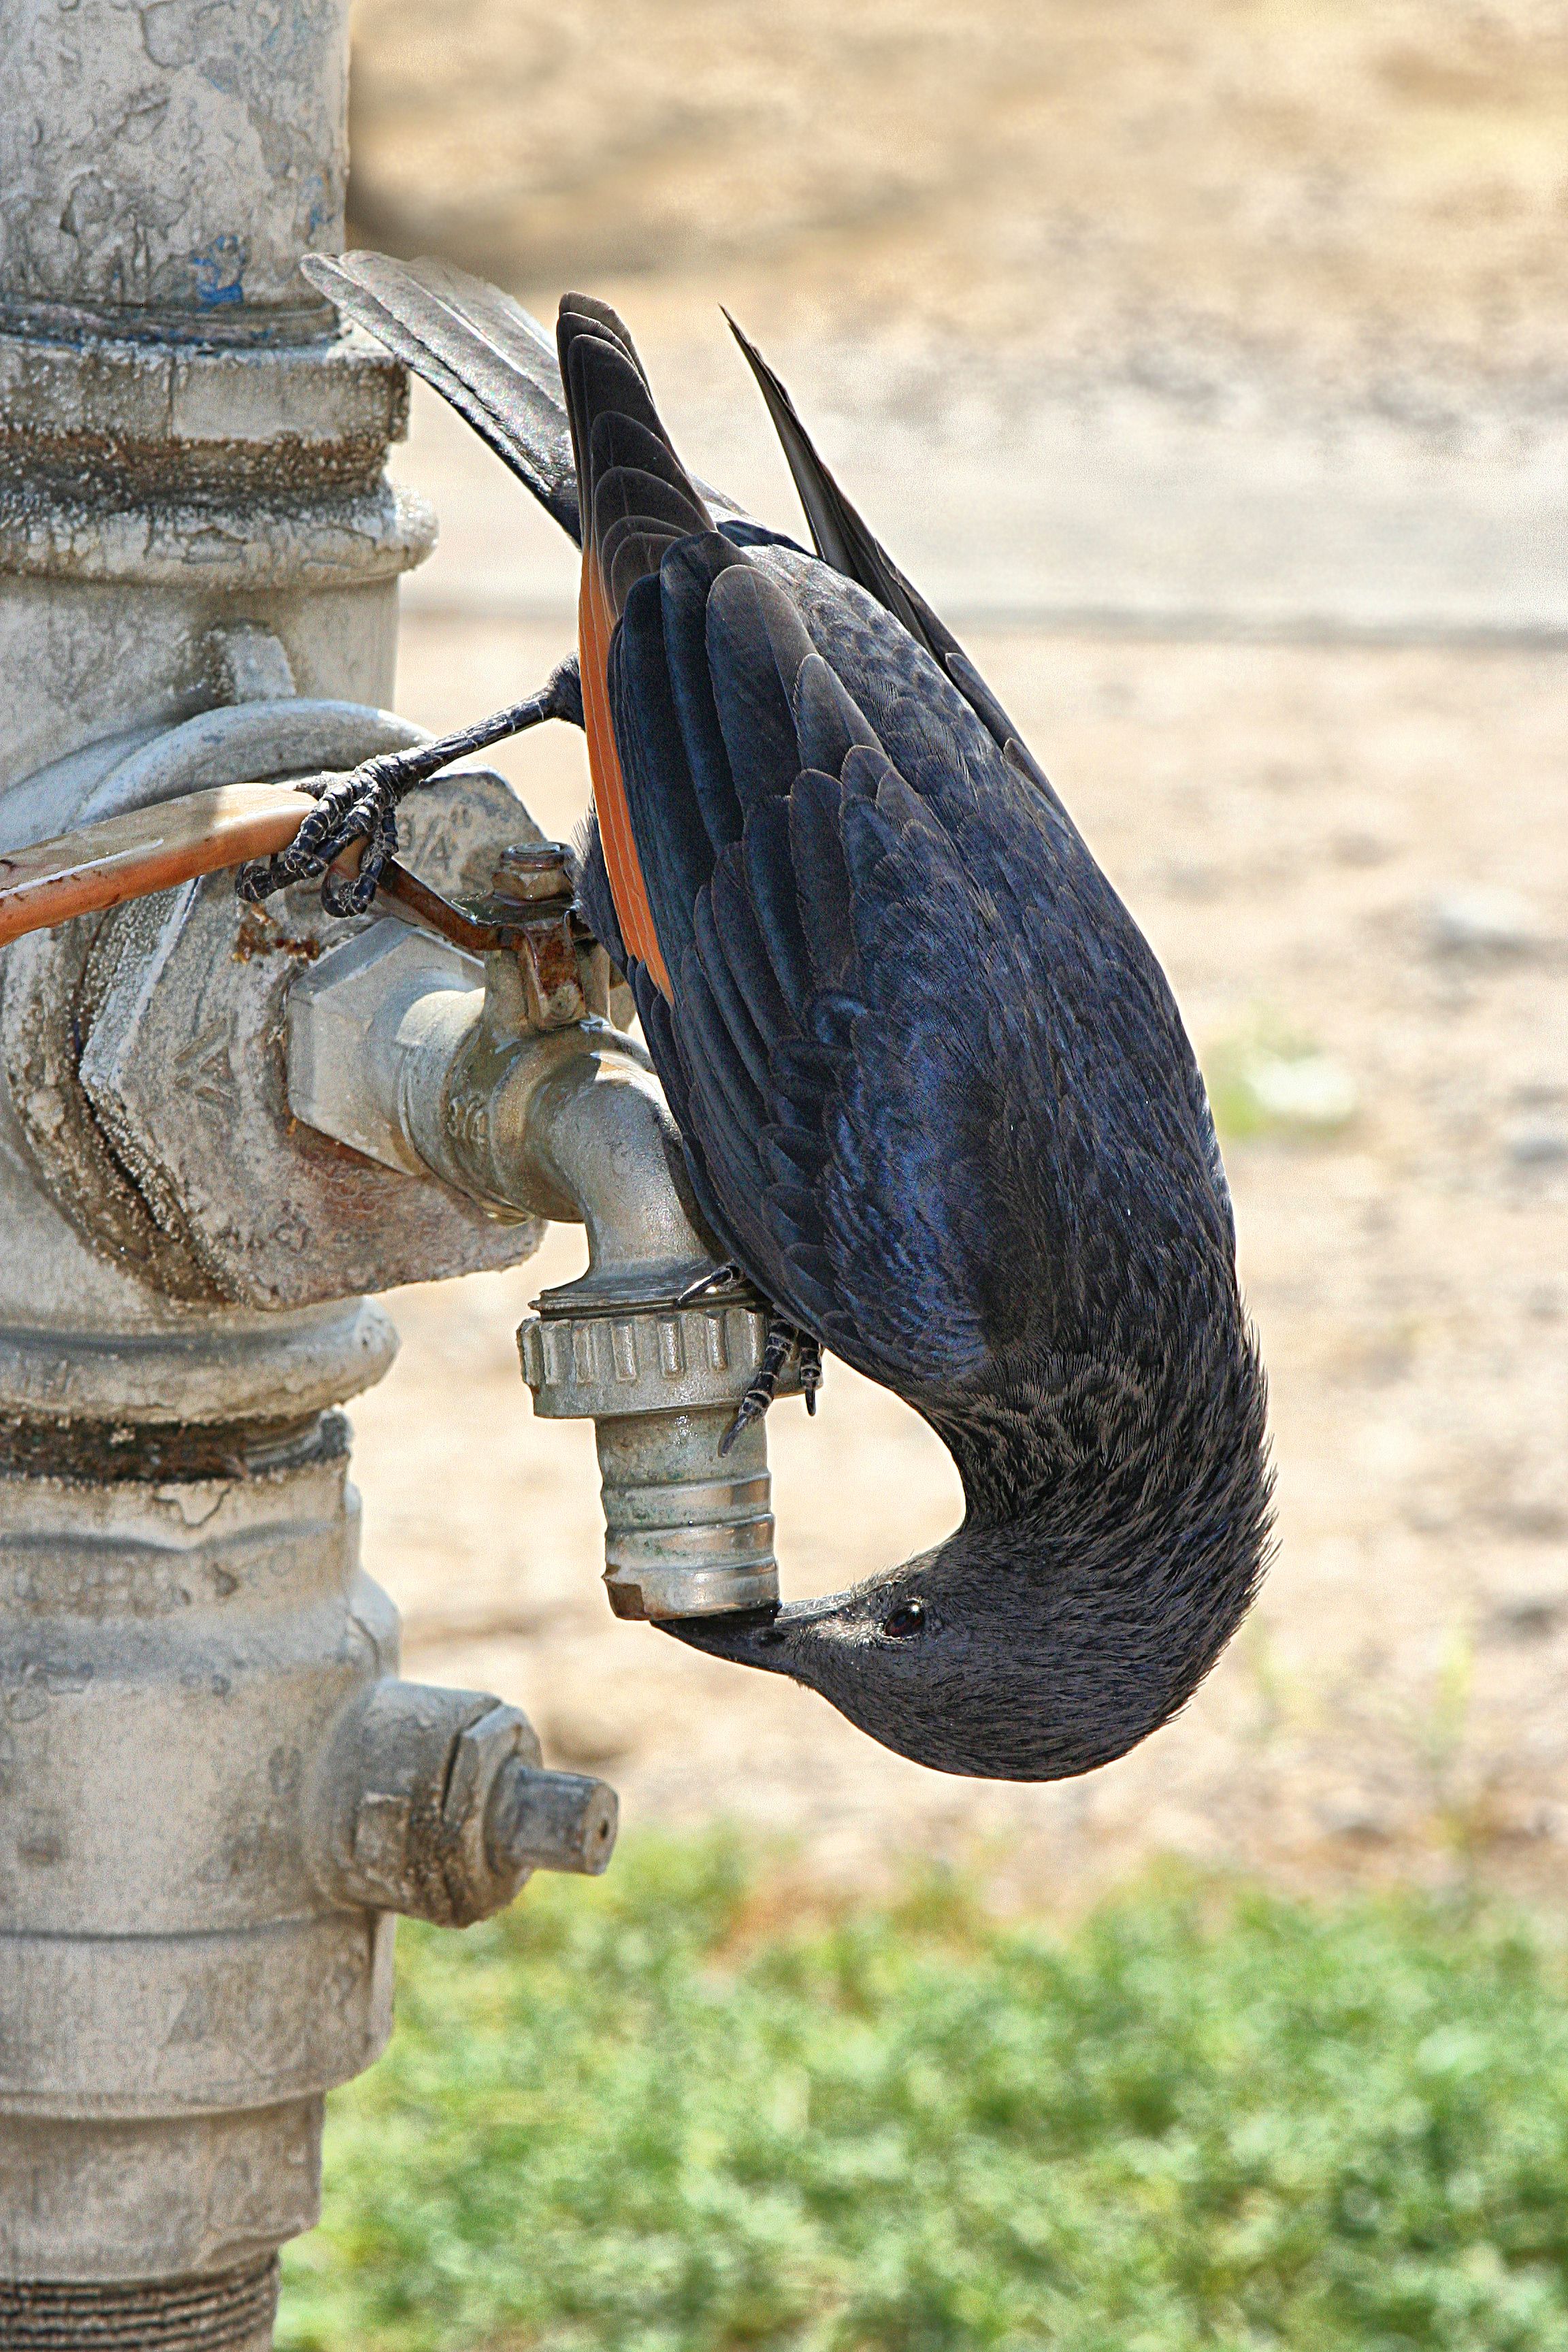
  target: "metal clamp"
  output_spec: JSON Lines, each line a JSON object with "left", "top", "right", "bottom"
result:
{"left": 377, "top": 838, "right": 610, "bottom": 1032}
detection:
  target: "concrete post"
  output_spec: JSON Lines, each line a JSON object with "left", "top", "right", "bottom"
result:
{"left": 0, "top": 4, "right": 585, "bottom": 2342}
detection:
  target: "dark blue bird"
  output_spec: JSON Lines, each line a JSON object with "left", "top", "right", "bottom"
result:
{"left": 270, "top": 252, "right": 1272, "bottom": 1783}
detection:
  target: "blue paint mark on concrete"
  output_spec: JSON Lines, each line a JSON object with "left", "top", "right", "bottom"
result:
{"left": 304, "top": 174, "right": 331, "bottom": 238}
{"left": 190, "top": 233, "right": 247, "bottom": 307}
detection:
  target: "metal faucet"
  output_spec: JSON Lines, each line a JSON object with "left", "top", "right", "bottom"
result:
{"left": 287, "top": 840, "right": 794, "bottom": 1623}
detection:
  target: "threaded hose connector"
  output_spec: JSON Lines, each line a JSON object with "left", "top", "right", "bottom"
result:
{"left": 594, "top": 1405, "right": 774, "bottom": 1619}
{"left": 518, "top": 1289, "right": 791, "bottom": 1618}
{"left": 0, "top": 2259, "right": 278, "bottom": 2351}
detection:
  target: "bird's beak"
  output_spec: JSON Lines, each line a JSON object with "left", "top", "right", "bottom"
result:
{"left": 656, "top": 1594, "right": 840, "bottom": 1676}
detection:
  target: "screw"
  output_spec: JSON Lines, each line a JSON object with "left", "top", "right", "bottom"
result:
{"left": 492, "top": 840, "right": 574, "bottom": 904}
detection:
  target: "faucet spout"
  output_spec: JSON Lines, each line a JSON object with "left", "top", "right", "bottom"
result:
{"left": 431, "top": 1000, "right": 720, "bottom": 1303}
{"left": 285, "top": 912, "right": 792, "bottom": 1618}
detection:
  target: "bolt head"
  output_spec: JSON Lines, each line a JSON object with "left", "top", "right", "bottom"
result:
{"left": 443, "top": 1701, "right": 544, "bottom": 1921}
{"left": 493, "top": 840, "right": 574, "bottom": 903}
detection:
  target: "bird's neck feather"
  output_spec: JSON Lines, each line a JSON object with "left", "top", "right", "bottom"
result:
{"left": 931, "top": 1296, "right": 1267, "bottom": 1562}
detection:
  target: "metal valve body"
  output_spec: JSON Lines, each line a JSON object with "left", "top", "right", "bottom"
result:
{"left": 0, "top": 1, "right": 610, "bottom": 2342}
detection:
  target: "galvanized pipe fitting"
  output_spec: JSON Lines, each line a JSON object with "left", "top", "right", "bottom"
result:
{"left": 306, "top": 1680, "right": 616, "bottom": 1928}
{"left": 0, "top": 1414, "right": 606, "bottom": 2308}
{"left": 520, "top": 1304, "right": 780, "bottom": 1620}
{"left": 287, "top": 908, "right": 794, "bottom": 1618}
{"left": 0, "top": 1431, "right": 396, "bottom": 2290}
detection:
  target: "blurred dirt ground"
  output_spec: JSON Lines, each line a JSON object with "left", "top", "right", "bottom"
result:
{"left": 337, "top": 0, "right": 1567, "bottom": 1905}
{"left": 350, "top": 1, "right": 1568, "bottom": 637}
{"left": 346, "top": 0, "right": 1568, "bottom": 402}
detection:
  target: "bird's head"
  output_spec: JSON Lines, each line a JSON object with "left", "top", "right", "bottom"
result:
{"left": 661, "top": 1316, "right": 1273, "bottom": 1782}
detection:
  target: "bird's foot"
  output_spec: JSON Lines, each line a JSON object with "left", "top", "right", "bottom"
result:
{"left": 235, "top": 755, "right": 404, "bottom": 917}
{"left": 797, "top": 1332, "right": 823, "bottom": 1418}
{"left": 720, "top": 1315, "right": 821, "bottom": 1454}
{"left": 235, "top": 659, "right": 583, "bottom": 916}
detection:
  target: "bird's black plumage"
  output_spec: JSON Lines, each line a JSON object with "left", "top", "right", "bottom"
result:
{"left": 302, "top": 250, "right": 1273, "bottom": 1783}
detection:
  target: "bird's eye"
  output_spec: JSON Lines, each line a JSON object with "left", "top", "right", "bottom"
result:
{"left": 882, "top": 1599, "right": 927, "bottom": 1639}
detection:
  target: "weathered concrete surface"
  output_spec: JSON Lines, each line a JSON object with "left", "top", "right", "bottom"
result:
{"left": 0, "top": 0, "right": 348, "bottom": 340}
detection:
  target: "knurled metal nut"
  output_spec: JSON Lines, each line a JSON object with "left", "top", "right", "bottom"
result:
{"left": 518, "top": 1299, "right": 802, "bottom": 1420}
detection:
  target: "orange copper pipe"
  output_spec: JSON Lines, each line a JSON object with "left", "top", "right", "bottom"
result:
{"left": 0, "top": 785, "right": 328, "bottom": 948}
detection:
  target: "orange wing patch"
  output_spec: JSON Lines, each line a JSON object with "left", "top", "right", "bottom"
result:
{"left": 578, "top": 546, "right": 673, "bottom": 998}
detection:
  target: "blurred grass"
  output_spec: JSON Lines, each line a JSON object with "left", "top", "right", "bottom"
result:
{"left": 280, "top": 1833, "right": 1568, "bottom": 2352}
{"left": 1205, "top": 1020, "right": 1358, "bottom": 1146}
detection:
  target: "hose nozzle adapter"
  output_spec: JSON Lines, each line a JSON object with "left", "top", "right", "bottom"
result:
{"left": 287, "top": 910, "right": 797, "bottom": 1621}
{"left": 519, "top": 1288, "right": 794, "bottom": 1619}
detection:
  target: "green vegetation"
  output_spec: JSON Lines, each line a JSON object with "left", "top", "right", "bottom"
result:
{"left": 1204, "top": 1022, "right": 1358, "bottom": 1145}
{"left": 280, "top": 1835, "right": 1568, "bottom": 2352}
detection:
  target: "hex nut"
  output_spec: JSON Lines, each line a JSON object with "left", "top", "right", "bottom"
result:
{"left": 286, "top": 918, "right": 485, "bottom": 1179}
{"left": 442, "top": 1702, "right": 544, "bottom": 1918}
{"left": 492, "top": 840, "right": 574, "bottom": 903}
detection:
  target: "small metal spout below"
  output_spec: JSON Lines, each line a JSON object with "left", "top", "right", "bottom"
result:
{"left": 518, "top": 1288, "right": 792, "bottom": 1618}
{"left": 487, "top": 1756, "right": 619, "bottom": 1875}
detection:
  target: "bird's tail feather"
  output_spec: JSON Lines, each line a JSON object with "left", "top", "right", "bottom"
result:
{"left": 558, "top": 295, "right": 713, "bottom": 616}
{"left": 721, "top": 310, "right": 1019, "bottom": 749}
{"left": 301, "top": 250, "right": 584, "bottom": 542}
{"left": 301, "top": 251, "right": 751, "bottom": 549}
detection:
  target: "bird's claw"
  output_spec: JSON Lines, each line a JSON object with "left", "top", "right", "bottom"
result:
{"left": 677, "top": 1261, "right": 747, "bottom": 1306}
{"left": 798, "top": 1333, "right": 823, "bottom": 1418}
{"left": 237, "top": 670, "right": 583, "bottom": 919}
{"left": 235, "top": 755, "right": 405, "bottom": 915}
{"left": 720, "top": 1316, "right": 821, "bottom": 1454}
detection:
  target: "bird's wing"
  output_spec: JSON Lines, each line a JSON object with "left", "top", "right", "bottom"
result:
{"left": 553, "top": 299, "right": 1232, "bottom": 1394}
{"left": 629, "top": 551, "right": 1234, "bottom": 1396}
